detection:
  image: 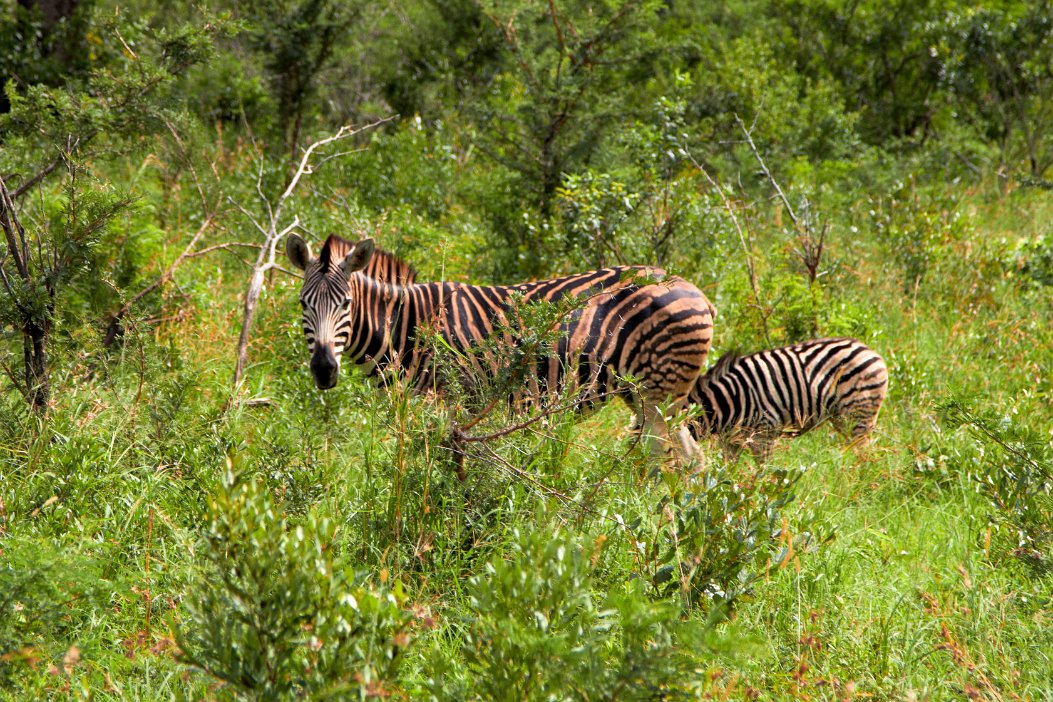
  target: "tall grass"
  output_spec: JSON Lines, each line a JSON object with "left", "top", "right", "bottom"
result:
{"left": 1, "top": 147, "right": 1052, "bottom": 699}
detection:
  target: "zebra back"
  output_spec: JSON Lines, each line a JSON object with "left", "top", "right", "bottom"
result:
{"left": 317, "top": 234, "right": 417, "bottom": 285}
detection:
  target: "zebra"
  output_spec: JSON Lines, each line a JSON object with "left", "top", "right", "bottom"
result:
{"left": 686, "top": 338, "right": 888, "bottom": 463}
{"left": 286, "top": 233, "right": 716, "bottom": 460}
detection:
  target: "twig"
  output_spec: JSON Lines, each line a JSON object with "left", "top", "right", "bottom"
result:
{"left": 454, "top": 388, "right": 621, "bottom": 445}
{"left": 470, "top": 438, "right": 643, "bottom": 542}
{"left": 736, "top": 114, "right": 800, "bottom": 228}
{"left": 186, "top": 241, "right": 262, "bottom": 258}
{"left": 103, "top": 214, "right": 216, "bottom": 346}
{"left": 687, "top": 153, "right": 773, "bottom": 346}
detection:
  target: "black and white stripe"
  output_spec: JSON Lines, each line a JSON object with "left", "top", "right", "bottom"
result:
{"left": 687, "top": 338, "right": 888, "bottom": 462}
{"left": 288, "top": 234, "right": 717, "bottom": 459}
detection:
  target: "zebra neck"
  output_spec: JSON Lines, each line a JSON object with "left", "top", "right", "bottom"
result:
{"left": 344, "top": 278, "right": 442, "bottom": 376}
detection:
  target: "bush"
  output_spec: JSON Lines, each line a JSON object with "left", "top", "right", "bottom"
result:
{"left": 652, "top": 461, "right": 804, "bottom": 612}
{"left": 942, "top": 401, "right": 1053, "bottom": 574}
{"left": 176, "top": 468, "right": 411, "bottom": 700}
{"left": 0, "top": 538, "right": 107, "bottom": 686}
{"left": 431, "top": 526, "right": 718, "bottom": 700}
{"left": 1006, "top": 231, "right": 1053, "bottom": 288}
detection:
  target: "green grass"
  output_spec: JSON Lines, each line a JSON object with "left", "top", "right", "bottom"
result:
{"left": 2, "top": 184, "right": 1052, "bottom": 700}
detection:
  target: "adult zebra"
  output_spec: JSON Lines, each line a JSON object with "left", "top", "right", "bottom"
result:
{"left": 687, "top": 338, "right": 888, "bottom": 463}
{"left": 287, "top": 233, "right": 716, "bottom": 460}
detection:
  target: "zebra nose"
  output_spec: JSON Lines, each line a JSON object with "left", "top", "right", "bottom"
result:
{"left": 310, "top": 346, "right": 340, "bottom": 389}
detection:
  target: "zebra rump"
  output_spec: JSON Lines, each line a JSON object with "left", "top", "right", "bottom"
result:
{"left": 687, "top": 337, "right": 888, "bottom": 462}
{"left": 287, "top": 234, "right": 717, "bottom": 460}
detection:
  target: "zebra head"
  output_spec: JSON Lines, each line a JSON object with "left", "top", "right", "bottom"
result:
{"left": 287, "top": 234, "right": 376, "bottom": 389}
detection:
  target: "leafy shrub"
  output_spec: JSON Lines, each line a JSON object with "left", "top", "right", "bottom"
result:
{"left": 652, "top": 462, "right": 804, "bottom": 612}
{"left": 432, "top": 526, "right": 716, "bottom": 700}
{"left": 942, "top": 401, "right": 1053, "bottom": 574}
{"left": 0, "top": 538, "right": 107, "bottom": 685}
{"left": 176, "top": 469, "right": 411, "bottom": 700}
{"left": 1006, "top": 231, "right": 1053, "bottom": 287}
{"left": 867, "top": 182, "right": 968, "bottom": 293}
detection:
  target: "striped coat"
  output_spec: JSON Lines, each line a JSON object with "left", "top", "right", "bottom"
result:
{"left": 287, "top": 234, "right": 716, "bottom": 459}
{"left": 687, "top": 338, "right": 888, "bottom": 463}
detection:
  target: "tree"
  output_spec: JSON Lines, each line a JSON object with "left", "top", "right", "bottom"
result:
{"left": 769, "top": 0, "right": 952, "bottom": 143}
{"left": 469, "top": 0, "right": 665, "bottom": 275}
{"left": 241, "top": 0, "right": 361, "bottom": 157}
{"left": 0, "top": 12, "right": 221, "bottom": 412}
{"left": 942, "top": 1, "right": 1053, "bottom": 183}
{"left": 0, "top": 0, "right": 94, "bottom": 112}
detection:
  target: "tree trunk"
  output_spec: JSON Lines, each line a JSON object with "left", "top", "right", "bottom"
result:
{"left": 23, "top": 319, "right": 50, "bottom": 412}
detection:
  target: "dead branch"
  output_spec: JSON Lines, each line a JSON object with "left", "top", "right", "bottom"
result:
{"left": 687, "top": 153, "right": 773, "bottom": 347}
{"left": 185, "top": 241, "right": 262, "bottom": 258}
{"left": 736, "top": 115, "right": 800, "bottom": 228}
{"left": 102, "top": 120, "right": 228, "bottom": 347}
{"left": 738, "top": 115, "right": 828, "bottom": 286}
{"left": 102, "top": 214, "right": 216, "bottom": 347}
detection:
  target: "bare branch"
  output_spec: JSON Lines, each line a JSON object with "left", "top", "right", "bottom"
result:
{"left": 10, "top": 158, "right": 63, "bottom": 201}
{"left": 103, "top": 213, "right": 217, "bottom": 347}
{"left": 687, "top": 153, "right": 772, "bottom": 346}
{"left": 0, "top": 176, "right": 30, "bottom": 281}
{"left": 736, "top": 114, "right": 799, "bottom": 229}
{"left": 227, "top": 196, "right": 269, "bottom": 238}
{"left": 186, "top": 241, "right": 262, "bottom": 258}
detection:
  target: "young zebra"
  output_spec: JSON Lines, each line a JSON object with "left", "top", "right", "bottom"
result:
{"left": 287, "top": 234, "right": 716, "bottom": 460}
{"left": 687, "top": 338, "right": 888, "bottom": 463}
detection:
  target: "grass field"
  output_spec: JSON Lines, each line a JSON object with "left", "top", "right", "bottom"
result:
{"left": 2, "top": 158, "right": 1052, "bottom": 700}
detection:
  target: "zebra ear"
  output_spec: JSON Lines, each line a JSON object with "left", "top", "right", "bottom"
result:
{"left": 287, "top": 234, "right": 312, "bottom": 271}
{"left": 339, "top": 237, "right": 375, "bottom": 279}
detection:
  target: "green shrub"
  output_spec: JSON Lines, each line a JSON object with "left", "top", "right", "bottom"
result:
{"left": 431, "top": 526, "right": 717, "bottom": 700}
{"left": 652, "top": 462, "right": 804, "bottom": 612}
{"left": 867, "top": 182, "right": 969, "bottom": 294}
{"left": 0, "top": 538, "right": 108, "bottom": 685}
{"left": 1006, "top": 231, "right": 1053, "bottom": 287}
{"left": 176, "top": 469, "right": 411, "bottom": 700}
{"left": 942, "top": 401, "right": 1053, "bottom": 574}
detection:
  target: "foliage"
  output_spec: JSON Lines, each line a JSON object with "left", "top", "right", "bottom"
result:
{"left": 176, "top": 469, "right": 411, "bottom": 700}
{"left": 239, "top": 0, "right": 361, "bottom": 153}
{"left": 434, "top": 527, "right": 717, "bottom": 700}
{"left": 0, "top": 9, "right": 223, "bottom": 412}
{"left": 941, "top": 2, "right": 1053, "bottom": 179}
{"left": 1006, "top": 230, "right": 1053, "bottom": 287}
{"left": 942, "top": 402, "right": 1053, "bottom": 574}
{"left": 2, "top": 0, "right": 1053, "bottom": 698}
{"left": 652, "top": 462, "right": 804, "bottom": 611}
{"left": 467, "top": 0, "right": 666, "bottom": 274}
{"left": 0, "top": 538, "right": 108, "bottom": 685}
{"left": 867, "top": 180, "right": 967, "bottom": 293}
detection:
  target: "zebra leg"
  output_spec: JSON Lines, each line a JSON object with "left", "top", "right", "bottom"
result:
{"left": 639, "top": 400, "right": 672, "bottom": 459}
{"left": 676, "top": 423, "right": 704, "bottom": 470}
{"left": 847, "top": 409, "right": 880, "bottom": 449}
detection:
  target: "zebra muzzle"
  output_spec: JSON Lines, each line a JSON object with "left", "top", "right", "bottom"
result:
{"left": 310, "top": 346, "right": 340, "bottom": 389}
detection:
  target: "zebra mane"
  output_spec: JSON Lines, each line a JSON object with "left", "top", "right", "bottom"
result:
{"left": 318, "top": 233, "right": 417, "bottom": 284}
{"left": 699, "top": 350, "right": 742, "bottom": 386}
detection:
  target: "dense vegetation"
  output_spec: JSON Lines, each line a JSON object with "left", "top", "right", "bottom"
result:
{"left": 1, "top": 0, "right": 1051, "bottom": 698}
